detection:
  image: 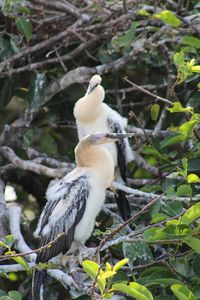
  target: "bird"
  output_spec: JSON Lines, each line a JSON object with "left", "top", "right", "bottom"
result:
{"left": 29, "top": 132, "right": 132, "bottom": 300}
{"left": 73, "top": 74, "right": 134, "bottom": 221}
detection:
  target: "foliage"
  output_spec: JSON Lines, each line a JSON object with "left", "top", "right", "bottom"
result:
{"left": 0, "top": 0, "right": 200, "bottom": 299}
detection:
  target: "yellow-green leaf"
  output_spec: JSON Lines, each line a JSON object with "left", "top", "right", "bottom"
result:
{"left": 180, "top": 202, "right": 200, "bottom": 225}
{"left": 151, "top": 103, "right": 160, "bottom": 121}
{"left": 191, "top": 65, "right": 200, "bottom": 73}
{"left": 102, "top": 271, "right": 116, "bottom": 280}
{"left": 113, "top": 258, "right": 129, "bottom": 272}
{"left": 154, "top": 10, "right": 181, "bottom": 27}
{"left": 182, "top": 236, "right": 200, "bottom": 254}
{"left": 12, "top": 256, "right": 30, "bottom": 271}
{"left": 82, "top": 260, "right": 99, "bottom": 279}
{"left": 187, "top": 174, "right": 200, "bottom": 183}
{"left": 171, "top": 284, "right": 197, "bottom": 300}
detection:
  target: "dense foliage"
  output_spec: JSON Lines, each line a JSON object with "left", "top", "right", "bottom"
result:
{"left": 0, "top": 0, "right": 200, "bottom": 299}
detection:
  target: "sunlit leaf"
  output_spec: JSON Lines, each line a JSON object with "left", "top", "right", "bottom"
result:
{"left": 182, "top": 236, "right": 200, "bottom": 254}
{"left": 82, "top": 260, "right": 99, "bottom": 279}
{"left": 113, "top": 258, "right": 129, "bottom": 272}
{"left": 154, "top": 10, "right": 181, "bottom": 27}
{"left": 168, "top": 102, "right": 193, "bottom": 114}
{"left": 160, "top": 133, "right": 186, "bottom": 148}
{"left": 143, "top": 227, "right": 166, "bottom": 242}
{"left": 5, "top": 235, "right": 14, "bottom": 248}
{"left": 151, "top": 103, "right": 160, "bottom": 121}
{"left": 180, "top": 203, "right": 200, "bottom": 225}
{"left": 12, "top": 256, "right": 30, "bottom": 270}
{"left": 171, "top": 284, "right": 196, "bottom": 300}
{"left": 191, "top": 65, "right": 200, "bottom": 73}
{"left": 102, "top": 271, "right": 116, "bottom": 280}
{"left": 137, "top": 9, "right": 150, "bottom": 16}
{"left": 187, "top": 174, "right": 200, "bottom": 183}
{"left": 112, "top": 282, "right": 153, "bottom": 300}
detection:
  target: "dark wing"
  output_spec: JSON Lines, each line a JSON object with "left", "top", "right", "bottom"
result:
{"left": 107, "top": 117, "right": 131, "bottom": 221}
{"left": 107, "top": 117, "right": 127, "bottom": 182}
{"left": 36, "top": 175, "right": 89, "bottom": 263}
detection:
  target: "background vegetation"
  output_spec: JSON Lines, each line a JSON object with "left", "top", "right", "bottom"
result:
{"left": 0, "top": 0, "right": 200, "bottom": 299}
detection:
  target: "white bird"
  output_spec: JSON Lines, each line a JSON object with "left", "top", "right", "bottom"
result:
{"left": 29, "top": 132, "right": 132, "bottom": 299}
{"left": 73, "top": 75, "right": 134, "bottom": 220}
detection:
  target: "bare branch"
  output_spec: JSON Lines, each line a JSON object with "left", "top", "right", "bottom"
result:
{"left": 0, "top": 179, "right": 9, "bottom": 255}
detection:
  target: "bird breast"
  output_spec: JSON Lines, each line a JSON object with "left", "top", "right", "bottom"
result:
{"left": 73, "top": 172, "right": 106, "bottom": 244}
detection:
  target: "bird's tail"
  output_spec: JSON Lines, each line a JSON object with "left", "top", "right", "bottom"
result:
{"left": 28, "top": 269, "right": 46, "bottom": 300}
{"left": 115, "top": 189, "right": 131, "bottom": 221}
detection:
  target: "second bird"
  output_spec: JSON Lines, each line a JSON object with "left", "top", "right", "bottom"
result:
{"left": 74, "top": 75, "right": 134, "bottom": 221}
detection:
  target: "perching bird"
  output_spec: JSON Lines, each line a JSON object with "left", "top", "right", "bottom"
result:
{"left": 29, "top": 132, "right": 132, "bottom": 300}
{"left": 73, "top": 75, "right": 134, "bottom": 221}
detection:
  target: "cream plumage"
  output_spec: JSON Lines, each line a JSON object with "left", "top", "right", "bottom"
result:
{"left": 74, "top": 75, "right": 134, "bottom": 220}
{"left": 29, "top": 132, "right": 131, "bottom": 299}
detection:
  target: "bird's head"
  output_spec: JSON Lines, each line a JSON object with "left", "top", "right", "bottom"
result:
{"left": 86, "top": 74, "right": 102, "bottom": 95}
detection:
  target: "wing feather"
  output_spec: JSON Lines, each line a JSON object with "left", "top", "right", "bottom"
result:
{"left": 107, "top": 117, "right": 127, "bottom": 182}
{"left": 35, "top": 175, "right": 89, "bottom": 263}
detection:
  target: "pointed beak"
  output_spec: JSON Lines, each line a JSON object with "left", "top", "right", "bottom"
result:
{"left": 89, "top": 132, "right": 133, "bottom": 145}
{"left": 105, "top": 133, "right": 134, "bottom": 140}
{"left": 86, "top": 83, "right": 99, "bottom": 95}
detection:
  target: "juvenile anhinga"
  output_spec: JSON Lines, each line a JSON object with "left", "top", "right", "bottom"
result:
{"left": 30, "top": 132, "right": 132, "bottom": 300}
{"left": 73, "top": 75, "right": 134, "bottom": 221}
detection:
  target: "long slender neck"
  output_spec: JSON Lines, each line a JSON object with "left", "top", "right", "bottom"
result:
{"left": 74, "top": 85, "right": 105, "bottom": 122}
{"left": 75, "top": 141, "right": 114, "bottom": 188}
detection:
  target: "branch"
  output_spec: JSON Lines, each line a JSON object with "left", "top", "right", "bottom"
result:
{"left": 112, "top": 181, "right": 194, "bottom": 203}
{"left": 30, "top": 0, "right": 80, "bottom": 18}
{"left": 0, "top": 146, "right": 71, "bottom": 178}
{"left": 124, "top": 77, "right": 173, "bottom": 105}
{"left": 0, "top": 179, "right": 9, "bottom": 255}
{"left": 8, "top": 205, "right": 36, "bottom": 262}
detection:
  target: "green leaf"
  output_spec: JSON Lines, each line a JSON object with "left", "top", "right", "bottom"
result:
{"left": 8, "top": 291, "right": 22, "bottom": 300}
{"left": 179, "top": 120, "right": 197, "bottom": 137}
{"left": 137, "top": 9, "right": 150, "bottom": 16}
{"left": 187, "top": 174, "right": 200, "bottom": 183}
{"left": 171, "top": 284, "right": 196, "bottom": 300}
{"left": 113, "top": 21, "right": 138, "bottom": 49}
{"left": 0, "top": 241, "right": 7, "bottom": 248}
{"left": 16, "top": 17, "right": 32, "bottom": 42}
{"left": 12, "top": 256, "right": 30, "bottom": 270}
{"left": 182, "top": 236, "right": 200, "bottom": 254}
{"left": 182, "top": 36, "right": 200, "bottom": 49}
{"left": 177, "top": 184, "right": 192, "bottom": 197}
{"left": 102, "top": 271, "right": 116, "bottom": 280}
{"left": 191, "top": 65, "right": 200, "bottom": 73}
{"left": 5, "top": 235, "right": 14, "bottom": 248}
{"left": 151, "top": 213, "right": 168, "bottom": 224}
{"left": 180, "top": 203, "right": 200, "bottom": 225}
{"left": 168, "top": 102, "right": 193, "bottom": 114}
{"left": 113, "top": 258, "right": 129, "bottom": 272}
{"left": 154, "top": 10, "right": 181, "bottom": 27}
{"left": 174, "top": 52, "right": 185, "bottom": 67}
{"left": 160, "top": 133, "right": 186, "bottom": 148}
{"left": 82, "top": 260, "right": 99, "bottom": 279}
{"left": 143, "top": 227, "right": 166, "bottom": 242}
{"left": 112, "top": 282, "right": 153, "bottom": 300}
{"left": 151, "top": 103, "right": 160, "bottom": 121}
{"left": 123, "top": 241, "right": 153, "bottom": 268}
{"left": 40, "top": 129, "right": 58, "bottom": 156}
